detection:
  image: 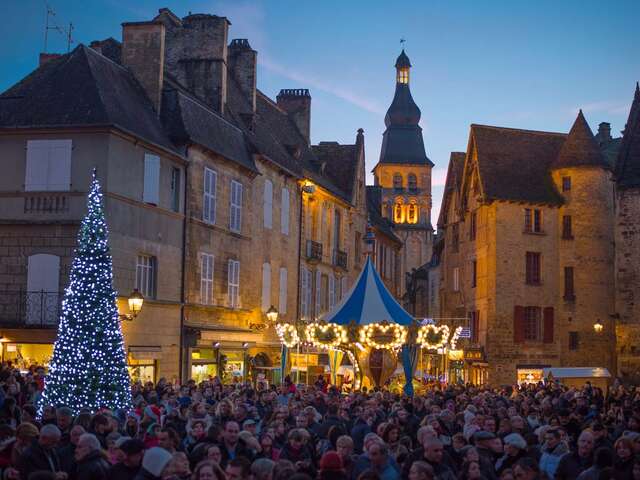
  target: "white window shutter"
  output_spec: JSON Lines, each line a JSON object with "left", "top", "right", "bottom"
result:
{"left": 143, "top": 154, "right": 160, "bottom": 204}
{"left": 281, "top": 188, "right": 290, "bottom": 235}
{"left": 315, "top": 269, "right": 321, "bottom": 319}
{"left": 279, "top": 267, "right": 288, "bottom": 314}
{"left": 230, "top": 181, "right": 243, "bottom": 232}
{"left": 340, "top": 276, "right": 348, "bottom": 301}
{"left": 329, "top": 273, "right": 335, "bottom": 309}
{"left": 203, "top": 168, "right": 217, "bottom": 224}
{"left": 25, "top": 141, "right": 51, "bottom": 191}
{"left": 261, "top": 263, "right": 271, "bottom": 311}
{"left": 46, "top": 140, "right": 72, "bottom": 191}
{"left": 264, "top": 180, "right": 273, "bottom": 229}
{"left": 26, "top": 254, "right": 60, "bottom": 325}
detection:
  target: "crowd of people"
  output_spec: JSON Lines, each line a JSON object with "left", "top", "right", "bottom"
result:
{"left": 0, "top": 366, "right": 640, "bottom": 480}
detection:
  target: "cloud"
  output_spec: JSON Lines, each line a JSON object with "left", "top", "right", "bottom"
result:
{"left": 259, "top": 55, "right": 385, "bottom": 114}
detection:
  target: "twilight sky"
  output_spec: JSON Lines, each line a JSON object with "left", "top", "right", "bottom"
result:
{"left": 2, "top": 0, "right": 639, "bottom": 226}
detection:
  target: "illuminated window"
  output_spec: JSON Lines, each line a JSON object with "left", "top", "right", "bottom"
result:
{"left": 406, "top": 200, "right": 418, "bottom": 224}
{"left": 397, "top": 68, "right": 409, "bottom": 84}
{"left": 393, "top": 199, "right": 405, "bottom": 224}
{"left": 393, "top": 173, "right": 403, "bottom": 190}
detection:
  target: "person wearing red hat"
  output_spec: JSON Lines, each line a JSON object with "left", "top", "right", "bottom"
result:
{"left": 319, "top": 451, "right": 348, "bottom": 480}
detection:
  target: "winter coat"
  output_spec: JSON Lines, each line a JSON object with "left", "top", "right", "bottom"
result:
{"left": 555, "top": 450, "right": 593, "bottom": 480}
{"left": 76, "top": 449, "right": 111, "bottom": 480}
{"left": 538, "top": 442, "right": 569, "bottom": 479}
{"left": 109, "top": 461, "right": 141, "bottom": 480}
{"left": 17, "top": 442, "right": 62, "bottom": 480}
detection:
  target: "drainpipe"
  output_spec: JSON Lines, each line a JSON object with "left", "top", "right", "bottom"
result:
{"left": 179, "top": 148, "right": 190, "bottom": 384}
{"left": 294, "top": 181, "right": 304, "bottom": 384}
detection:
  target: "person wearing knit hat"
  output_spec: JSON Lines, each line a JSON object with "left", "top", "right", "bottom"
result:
{"left": 137, "top": 446, "right": 173, "bottom": 479}
{"left": 319, "top": 451, "right": 347, "bottom": 480}
{"left": 496, "top": 433, "right": 530, "bottom": 475}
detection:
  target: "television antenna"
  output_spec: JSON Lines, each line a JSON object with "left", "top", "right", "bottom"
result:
{"left": 44, "top": 3, "right": 74, "bottom": 53}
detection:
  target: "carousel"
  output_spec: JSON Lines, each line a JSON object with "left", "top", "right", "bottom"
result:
{"left": 275, "top": 256, "right": 466, "bottom": 395}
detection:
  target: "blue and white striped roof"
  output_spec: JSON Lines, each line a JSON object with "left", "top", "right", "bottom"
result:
{"left": 322, "top": 257, "right": 414, "bottom": 326}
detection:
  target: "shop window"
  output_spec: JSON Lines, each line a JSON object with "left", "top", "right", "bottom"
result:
{"left": 128, "top": 358, "right": 157, "bottom": 384}
{"left": 3, "top": 343, "right": 53, "bottom": 371}
{"left": 525, "top": 252, "right": 541, "bottom": 285}
{"left": 191, "top": 348, "right": 218, "bottom": 383}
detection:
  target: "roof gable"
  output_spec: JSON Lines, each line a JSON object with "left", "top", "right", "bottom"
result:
{"left": 552, "top": 110, "right": 608, "bottom": 170}
{"left": 617, "top": 83, "right": 640, "bottom": 189}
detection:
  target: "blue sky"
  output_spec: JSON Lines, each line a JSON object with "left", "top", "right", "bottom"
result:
{"left": 2, "top": 0, "right": 639, "bottom": 224}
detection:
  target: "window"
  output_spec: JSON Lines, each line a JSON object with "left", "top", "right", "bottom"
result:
{"left": 397, "top": 68, "right": 409, "bottom": 84}
{"left": 333, "top": 210, "right": 342, "bottom": 252}
{"left": 136, "top": 255, "right": 156, "bottom": 298}
{"left": 203, "top": 168, "right": 217, "bottom": 224}
{"left": 394, "top": 199, "right": 405, "bottom": 224}
{"left": 320, "top": 274, "right": 329, "bottom": 313}
{"left": 471, "top": 260, "right": 477, "bottom": 288}
{"left": 523, "top": 306, "right": 542, "bottom": 341}
{"left": 524, "top": 208, "right": 543, "bottom": 233}
{"left": 143, "top": 153, "right": 160, "bottom": 205}
{"left": 328, "top": 273, "right": 336, "bottom": 310}
{"left": 340, "top": 276, "right": 347, "bottom": 301}
{"left": 25, "top": 139, "right": 72, "bottom": 191}
{"left": 279, "top": 267, "right": 288, "bottom": 314}
{"left": 562, "top": 176, "right": 572, "bottom": 192}
{"left": 564, "top": 266, "right": 575, "bottom": 301}
{"left": 261, "top": 263, "right": 271, "bottom": 311}
{"left": 300, "top": 266, "right": 312, "bottom": 320}
{"left": 408, "top": 173, "right": 417, "bottom": 190}
{"left": 452, "top": 267, "right": 460, "bottom": 292}
{"left": 393, "top": 173, "right": 403, "bottom": 190}
{"left": 569, "top": 331, "right": 579, "bottom": 350}
{"left": 469, "top": 211, "right": 477, "bottom": 241}
{"left": 525, "top": 252, "right": 541, "bottom": 285}
{"left": 469, "top": 311, "right": 479, "bottom": 344}
{"left": 562, "top": 215, "right": 573, "bottom": 239}
{"left": 200, "top": 254, "right": 214, "bottom": 305}
{"left": 171, "top": 167, "right": 180, "bottom": 212}
{"left": 230, "top": 180, "right": 243, "bottom": 233}
{"left": 452, "top": 224, "right": 460, "bottom": 253}
{"left": 26, "top": 254, "right": 60, "bottom": 325}
{"left": 314, "top": 270, "right": 322, "bottom": 320}
{"left": 227, "top": 259, "right": 240, "bottom": 308}
{"left": 281, "top": 188, "right": 290, "bottom": 235}
{"left": 406, "top": 200, "right": 419, "bottom": 224}
{"left": 263, "top": 180, "right": 273, "bottom": 229}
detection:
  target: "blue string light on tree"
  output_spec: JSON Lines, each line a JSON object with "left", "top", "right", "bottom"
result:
{"left": 39, "top": 169, "right": 132, "bottom": 415}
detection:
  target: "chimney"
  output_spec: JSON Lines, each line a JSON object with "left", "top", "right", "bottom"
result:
{"left": 163, "top": 14, "right": 230, "bottom": 113}
{"left": 228, "top": 39, "right": 257, "bottom": 114}
{"left": 39, "top": 53, "right": 61, "bottom": 67}
{"left": 597, "top": 122, "right": 612, "bottom": 144}
{"left": 121, "top": 21, "right": 165, "bottom": 114}
{"left": 277, "top": 89, "right": 312, "bottom": 145}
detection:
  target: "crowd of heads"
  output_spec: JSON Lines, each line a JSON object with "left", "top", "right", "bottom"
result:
{"left": 1, "top": 367, "right": 640, "bottom": 480}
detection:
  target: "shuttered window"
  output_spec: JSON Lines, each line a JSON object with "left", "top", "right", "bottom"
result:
{"left": 143, "top": 153, "right": 160, "bottom": 205}
{"left": 261, "top": 263, "right": 271, "bottom": 311}
{"left": 230, "top": 181, "right": 243, "bottom": 233}
{"left": 564, "top": 266, "right": 575, "bottom": 301}
{"left": 524, "top": 306, "right": 542, "bottom": 341}
{"left": 263, "top": 180, "right": 273, "bottom": 229}
{"left": 203, "top": 168, "right": 217, "bottom": 224}
{"left": 469, "top": 311, "right": 479, "bottom": 343}
{"left": 279, "top": 267, "right": 288, "bottom": 314}
{"left": 281, "top": 187, "right": 290, "bottom": 235}
{"left": 524, "top": 209, "right": 543, "bottom": 233}
{"left": 227, "top": 259, "right": 240, "bottom": 308}
{"left": 25, "top": 139, "right": 72, "bottom": 191}
{"left": 300, "top": 266, "right": 312, "bottom": 320}
{"left": 543, "top": 307, "right": 555, "bottom": 343}
{"left": 315, "top": 269, "right": 322, "bottom": 320}
{"left": 200, "top": 254, "right": 214, "bottom": 305}
{"left": 329, "top": 273, "right": 336, "bottom": 310}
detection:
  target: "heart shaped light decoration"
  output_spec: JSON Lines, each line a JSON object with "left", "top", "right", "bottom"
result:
{"left": 359, "top": 321, "right": 407, "bottom": 350}
{"left": 417, "top": 324, "right": 450, "bottom": 350}
{"left": 305, "top": 322, "right": 348, "bottom": 348}
{"left": 275, "top": 323, "right": 299, "bottom": 348}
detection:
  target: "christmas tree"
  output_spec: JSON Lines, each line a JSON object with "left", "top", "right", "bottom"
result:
{"left": 40, "top": 170, "right": 131, "bottom": 414}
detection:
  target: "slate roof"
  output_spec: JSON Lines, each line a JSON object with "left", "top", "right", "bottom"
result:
{"left": 312, "top": 137, "right": 361, "bottom": 203}
{"left": 395, "top": 49, "right": 411, "bottom": 69}
{"left": 470, "top": 125, "right": 566, "bottom": 205}
{"left": 552, "top": 110, "right": 609, "bottom": 170}
{"left": 0, "top": 45, "right": 178, "bottom": 154}
{"left": 437, "top": 152, "right": 465, "bottom": 228}
{"left": 616, "top": 83, "right": 640, "bottom": 189}
{"left": 366, "top": 186, "right": 402, "bottom": 244}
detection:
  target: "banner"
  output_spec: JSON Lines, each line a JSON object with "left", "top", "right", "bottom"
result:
{"left": 401, "top": 344, "right": 419, "bottom": 396}
{"left": 328, "top": 349, "right": 344, "bottom": 385}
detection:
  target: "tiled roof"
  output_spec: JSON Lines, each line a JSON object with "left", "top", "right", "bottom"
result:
{"left": 617, "top": 83, "right": 640, "bottom": 189}
{"left": 552, "top": 110, "right": 609, "bottom": 170}
{"left": 470, "top": 124, "right": 567, "bottom": 205}
{"left": 437, "top": 151, "right": 465, "bottom": 228}
{"left": 0, "top": 45, "right": 178, "bottom": 154}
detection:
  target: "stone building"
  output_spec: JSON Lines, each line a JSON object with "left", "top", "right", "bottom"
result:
{"left": 615, "top": 83, "right": 640, "bottom": 382}
{"left": 437, "top": 111, "right": 619, "bottom": 386}
{"left": 369, "top": 50, "right": 434, "bottom": 298}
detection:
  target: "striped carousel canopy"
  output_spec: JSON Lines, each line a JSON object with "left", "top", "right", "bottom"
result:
{"left": 322, "top": 256, "right": 414, "bottom": 326}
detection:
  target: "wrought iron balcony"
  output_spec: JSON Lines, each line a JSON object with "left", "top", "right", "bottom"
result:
{"left": 333, "top": 249, "right": 348, "bottom": 270}
{"left": 24, "top": 193, "right": 69, "bottom": 213}
{"left": 305, "top": 240, "right": 323, "bottom": 263}
{"left": 0, "top": 290, "right": 61, "bottom": 327}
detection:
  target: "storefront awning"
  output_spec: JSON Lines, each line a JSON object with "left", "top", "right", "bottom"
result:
{"left": 542, "top": 367, "right": 611, "bottom": 379}
{"left": 129, "top": 346, "right": 162, "bottom": 360}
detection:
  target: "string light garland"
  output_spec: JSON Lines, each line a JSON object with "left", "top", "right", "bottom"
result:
{"left": 417, "top": 324, "right": 450, "bottom": 350}
{"left": 39, "top": 170, "right": 131, "bottom": 416}
{"left": 359, "top": 322, "right": 407, "bottom": 350}
{"left": 449, "top": 326, "right": 463, "bottom": 350}
{"left": 275, "top": 323, "right": 299, "bottom": 348}
{"left": 305, "top": 322, "right": 348, "bottom": 348}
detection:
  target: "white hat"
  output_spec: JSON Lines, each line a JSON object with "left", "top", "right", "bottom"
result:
{"left": 142, "top": 447, "right": 173, "bottom": 477}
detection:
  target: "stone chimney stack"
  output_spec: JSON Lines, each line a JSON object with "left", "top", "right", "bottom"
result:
{"left": 228, "top": 39, "right": 257, "bottom": 114}
{"left": 163, "top": 14, "right": 230, "bottom": 114}
{"left": 277, "top": 89, "right": 312, "bottom": 145}
{"left": 597, "top": 122, "right": 612, "bottom": 144}
{"left": 121, "top": 21, "right": 166, "bottom": 114}
{"left": 39, "top": 53, "right": 61, "bottom": 67}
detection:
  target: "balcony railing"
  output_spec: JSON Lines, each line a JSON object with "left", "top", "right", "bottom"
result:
{"left": 306, "top": 240, "right": 323, "bottom": 263}
{"left": 24, "top": 193, "right": 69, "bottom": 213}
{"left": 333, "top": 249, "right": 348, "bottom": 270}
{"left": 0, "top": 290, "right": 61, "bottom": 327}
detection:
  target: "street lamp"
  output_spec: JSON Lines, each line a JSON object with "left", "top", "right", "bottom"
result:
{"left": 120, "top": 288, "right": 144, "bottom": 321}
{"left": 593, "top": 319, "right": 604, "bottom": 333}
{"left": 266, "top": 305, "right": 279, "bottom": 324}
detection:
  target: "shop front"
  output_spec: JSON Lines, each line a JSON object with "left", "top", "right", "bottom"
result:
{"left": 516, "top": 365, "right": 549, "bottom": 386}
{"left": 127, "top": 346, "right": 161, "bottom": 384}
{"left": 2, "top": 342, "right": 53, "bottom": 372}
{"left": 464, "top": 348, "right": 489, "bottom": 385}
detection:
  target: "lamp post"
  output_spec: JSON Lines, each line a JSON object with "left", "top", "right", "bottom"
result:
{"left": 119, "top": 288, "right": 144, "bottom": 321}
{"left": 593, "top": 319, "right": 604, "bottom": 334}
{"left": 266, "top": 305, "right": 279, "bottom": 325}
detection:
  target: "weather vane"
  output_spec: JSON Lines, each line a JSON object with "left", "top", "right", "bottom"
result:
{"left": 400, "top": 38, "right": 406, "bottom": 47}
